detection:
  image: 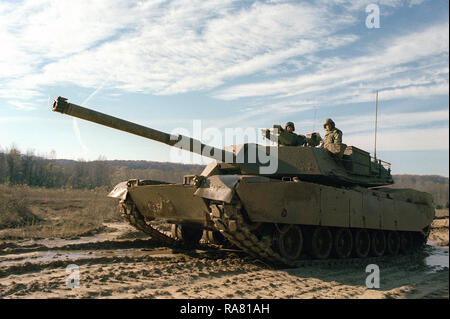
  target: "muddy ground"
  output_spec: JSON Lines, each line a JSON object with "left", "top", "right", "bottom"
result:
{"left": 0, "top": 188, "right": 448, "bottom": 299}
{"left": 0, "top": 216, "right": 448, "bottom": 299}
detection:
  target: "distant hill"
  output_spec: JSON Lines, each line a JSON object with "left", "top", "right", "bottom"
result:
{"left": 55, "top": 159, "right": 204, "bottom": 173}
{"left": 392, "top": 175, "right": 448, "bottom": 185}
{"left": 392, "top": 175, "right": 448, "bottom": 206}
{"left": 53, "top": 158, "right": 204, "bottom": 184}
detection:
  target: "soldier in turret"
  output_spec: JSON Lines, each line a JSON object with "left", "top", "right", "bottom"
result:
{"left": 279, "top": 122, "right": 306, "bottom": 146}
{"left": 321, "top": 118, "right": 345, "bottom": 158}
{"left": 285, "top": 121, "right": 295, "bottom": 133}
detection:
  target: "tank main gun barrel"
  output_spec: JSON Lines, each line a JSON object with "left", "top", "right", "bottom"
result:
{"left": 52, "top": 96, "right": 235, "bottom": 162}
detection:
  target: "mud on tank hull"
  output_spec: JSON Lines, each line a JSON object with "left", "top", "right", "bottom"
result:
{"left": 109, "top": 175, "right": 435, "bottom": 266}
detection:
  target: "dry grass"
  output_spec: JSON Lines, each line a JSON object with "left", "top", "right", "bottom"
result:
{"left": 0, "top": 194, "right": 40, "bottom": 229}
{"left": 0, "top": 185, "right": 121, "bottom": 240}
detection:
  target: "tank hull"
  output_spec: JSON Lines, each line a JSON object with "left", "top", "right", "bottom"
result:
{"left": 129, "top": 184, "right": 209, "bottom": 225}
{"left": 235, "top": 178, "right": 434, "bottom": 233}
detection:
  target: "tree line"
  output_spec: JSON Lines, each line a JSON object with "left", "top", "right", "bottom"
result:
{"left": 0, "top": 148, "right": 202, "bottom": 189}
{"left": 0, "top": 148, "right": 113, "bottom": 189}
{"left": 392, "top": 175, "right": 449, "bottom": 208}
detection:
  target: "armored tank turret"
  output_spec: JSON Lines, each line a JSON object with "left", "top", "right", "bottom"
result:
{"left": 52, "top": 97, "right": 434, "bottom": 265}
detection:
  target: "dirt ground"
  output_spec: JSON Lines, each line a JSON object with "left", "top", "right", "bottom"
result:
{"left": 0, "top": 190, "right": 448, "bottom": 299}
{"left": 0, "top": 217, "right": 447, "bottom": 299}
{"left": 429, "top": 209, "right": 449, "bottom": 247}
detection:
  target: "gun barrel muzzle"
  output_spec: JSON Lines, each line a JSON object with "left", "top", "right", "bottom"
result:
{"left": 52, "top": 96, "right": 70, "bottom": 114}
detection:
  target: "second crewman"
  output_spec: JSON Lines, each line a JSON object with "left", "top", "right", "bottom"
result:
{"left": 321, "top": 118, "right": 346, "bottom": 157}
{"left": 279, "top": 122, "right": 306, "bottom": 146}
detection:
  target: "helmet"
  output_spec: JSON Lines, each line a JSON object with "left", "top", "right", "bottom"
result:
{"left": 323, "top": 118, "right": 335, "bottom": 129}
{"left": 285, "top": 121, "right": 295, "bottom": 131}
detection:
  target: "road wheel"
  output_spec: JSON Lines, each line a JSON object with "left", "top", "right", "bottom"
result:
{"left": 370, "top": 230, "right": 386, "bottom": 257}
{"left": 386, "top": 231, "right": 400, "bottom": 256}
{"left": 171, "top": 224, "right": 203, "bottom": 246}
{"left": 310, "top": 227, "right": 333, "bottom": 259}
{"left": 273, "top": 225, "right": 303, "bottom": 261}
{"left": 399, "top": 232, "right": 413, "bottom": 254}
{"left": 353, "top": 229, "right": 371, "bottom": 258}
{"left": 333, "top": 228, "right": 353, "bottom": 259}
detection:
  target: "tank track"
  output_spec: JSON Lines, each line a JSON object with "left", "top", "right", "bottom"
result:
{"left": 208, "top": 201, "right": 427, "bottom": 267}
{"left": 119, "top": 198, "right": 226, "bottom": 250}
{"left": 119, "top": 199, "right": 178, "bottom": 247}
{"left": 209, "top": 202, "right": 292, "bottom": 266}
{"left": 119, "top": 197, "right": 426, "bottom": 268}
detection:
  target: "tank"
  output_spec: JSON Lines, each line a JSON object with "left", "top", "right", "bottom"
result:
{"left": 52, "top": 96, "right": 435, "bottom": 265}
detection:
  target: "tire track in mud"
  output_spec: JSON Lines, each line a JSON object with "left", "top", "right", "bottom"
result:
{"left": 0, "top": 221, "right": 448, "bottom": 299}
{"left": 120, "top": 258, "right": 447, "bottom": 299}
{"left": 0, "top": 239, "right": 164, "bottom": 256}
{"left": 1, "top": 251, "right": 448, "bottom": 298}
{"left": 0, "top": 254, "right": 263, "bottom": 298}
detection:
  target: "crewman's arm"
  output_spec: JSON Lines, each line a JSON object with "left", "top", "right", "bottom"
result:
{"left": 334, "top": 130, "right": 342, "bottom": 144}
{"left": 296, "top": 134, "right": 307, "bottom": 146}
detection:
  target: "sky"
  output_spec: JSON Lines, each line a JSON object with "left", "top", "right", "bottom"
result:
{"left": 0, "top": 0, "right": 448, "bottom": 176}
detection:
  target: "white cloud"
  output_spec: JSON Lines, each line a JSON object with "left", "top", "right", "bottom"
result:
{"left": 0, "top": 116, "right": 35, "bottom": 123}
{"left": 318, "top": 0, "right": 427, "bottom": 11}
{"left": 6, "top": 101, "right": 36, "bottom": 111}
{"left": 408, "top": 0, "right": 429, "bottom": 7}
{"left": 369, "top": 83, "right": 448, "bottom": 101}
{"left": 336, "top": 109, "right": 449, "bottom": 134}
{"left": 0, "top": 0, "right": 358, "bottom": 108}
{"left": 214, "top": 21, "right": 449, "bottom": 101}
{"left": 345, "top": 127, "right": 449, "bottom": 151}
{"left": 0, "top": 0, "right": 447, "bottom": 128}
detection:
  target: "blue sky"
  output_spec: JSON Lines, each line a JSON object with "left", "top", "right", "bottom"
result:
{"left": 0, "top": 0, "right": 448, "bottom": 176}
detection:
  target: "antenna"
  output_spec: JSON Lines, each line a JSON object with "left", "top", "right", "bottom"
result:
{"left": 374, "top": 90, "right": 378, "bottom": 161}
{"left": 312, "top": 106, "right": 317, "bottom": 132}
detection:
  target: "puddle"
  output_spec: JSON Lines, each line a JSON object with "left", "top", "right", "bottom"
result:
{"left": 0, "top": 248, "right": 176, "bottom": 268}
{"left": 12, "top": 223, "right": 145, "bottom": 249}
{"left": 422, "top": 246, "right": 449, "bottom": 272}
{"left": 0, "top": 250, "right": 91, "bottom": 267}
